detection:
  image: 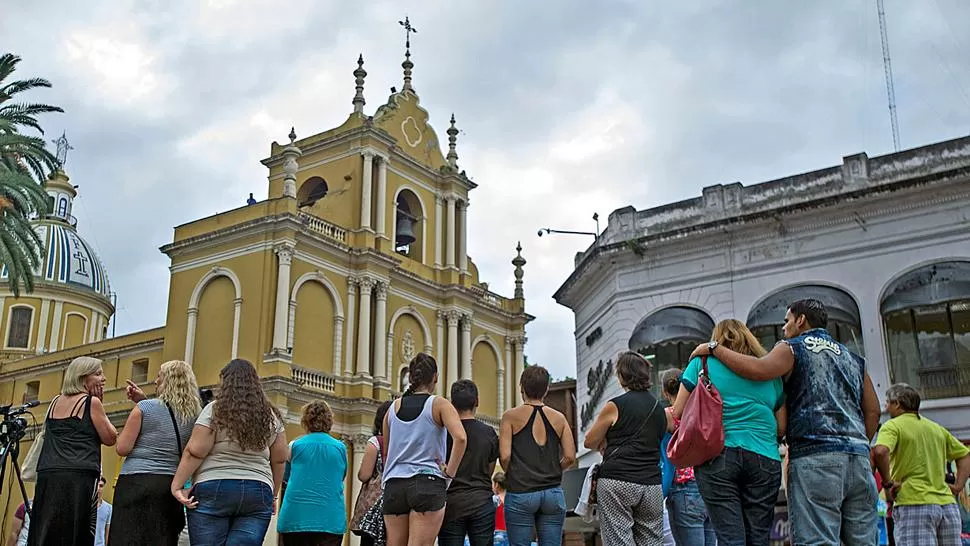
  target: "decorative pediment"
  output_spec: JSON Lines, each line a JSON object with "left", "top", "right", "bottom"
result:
{"left": 374, "top": 91, "right": 447, "bottom": 170}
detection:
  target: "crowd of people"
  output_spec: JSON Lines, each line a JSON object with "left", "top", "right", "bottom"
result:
{"left": 10, "top": 297, "right": 970, "bottom": 546}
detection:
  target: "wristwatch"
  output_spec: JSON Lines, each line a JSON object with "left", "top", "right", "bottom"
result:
{"left": 708, "top": 341, "right": 719, "bottom": 354}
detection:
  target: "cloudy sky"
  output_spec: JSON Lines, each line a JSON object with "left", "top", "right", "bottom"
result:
{"left": 5, "top": 0, "right": 970, "bottom": 380}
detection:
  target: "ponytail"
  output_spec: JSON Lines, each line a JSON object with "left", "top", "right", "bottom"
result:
{"left": 403, "top": 352, "right": 438, "bottom": 396}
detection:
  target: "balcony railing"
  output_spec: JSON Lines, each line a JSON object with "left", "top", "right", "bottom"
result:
{"left": 291, "top": 365, "right": 336, "bottom": 393}
{"left": 470, "top": 284, "right": 507, "bottom": 310}
{"left": 298, "top": 212, "right": 347, "bottom": 244}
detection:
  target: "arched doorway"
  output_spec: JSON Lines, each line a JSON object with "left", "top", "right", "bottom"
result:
{"left": 746, "top": 284, "right": 864, "bottom": 356}
{"left": 628, "top": 306, "right": 715, "bottom": 394}
{"left": 881, "top": 261, "right": 970, "bottom": 399}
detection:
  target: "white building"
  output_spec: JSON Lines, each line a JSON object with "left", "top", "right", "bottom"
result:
{"left": 554, "top": 136, "right": 970, "bottom": 467}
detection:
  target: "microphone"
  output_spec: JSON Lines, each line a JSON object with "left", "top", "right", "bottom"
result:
{"left": 22, "top": 400, "right": 41, "bottom": 408}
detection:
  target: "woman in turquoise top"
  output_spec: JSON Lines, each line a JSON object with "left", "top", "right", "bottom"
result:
{"left": 277, "top": 400, "right": 348, "bottom": 546}
{"left": 671, "top": 319, "right": 786, "bottom": 546}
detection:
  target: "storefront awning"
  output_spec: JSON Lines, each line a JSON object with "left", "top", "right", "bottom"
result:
{"left": 881, "top": 261, "right": 970, "bottom": 315}
{"left": 747, "top": 284, "right": 861, "bottom": 329}
{"left": 628, "top": 306, "right": 715, "bottom": 350}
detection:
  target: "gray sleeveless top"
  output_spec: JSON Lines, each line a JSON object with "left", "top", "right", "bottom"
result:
{"left": 120, "top": 399, "right": 196, "bottom": 475}
{"left": 383, "top": 395, "right": 447, "bottom": 484}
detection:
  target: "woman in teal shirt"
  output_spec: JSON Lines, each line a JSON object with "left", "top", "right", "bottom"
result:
{"left": 278, "top": 401, "right": 348, "bottom": 546}
{"left": 671, "top": 319, "right": 786, "bottom": 546}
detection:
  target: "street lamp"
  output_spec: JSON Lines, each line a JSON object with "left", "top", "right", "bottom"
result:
{"left": 538, "top": 213, "right": 600, "bottom": 239}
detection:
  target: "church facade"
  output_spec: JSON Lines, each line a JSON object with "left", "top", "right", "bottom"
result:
{"left": 0, "top": 47, "right": 532, "bottom": 541}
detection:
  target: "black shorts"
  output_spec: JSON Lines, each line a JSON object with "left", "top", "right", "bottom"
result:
{"left": 383, "top": 475, "right": 447, "bottom": 515}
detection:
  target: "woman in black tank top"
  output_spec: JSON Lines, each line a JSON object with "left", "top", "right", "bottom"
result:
{"left": 583, "top": 352, "right": 673, "bottom": 546}
{"left": 28, "top": 357, "right": 118, "bottom": 546}
{"left": 499, "top": 365, "right": 576, "bottom": 546}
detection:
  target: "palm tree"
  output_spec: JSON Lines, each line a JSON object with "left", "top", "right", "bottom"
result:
{"left": 0, "top": 53, "right": 62, "bottom": 296}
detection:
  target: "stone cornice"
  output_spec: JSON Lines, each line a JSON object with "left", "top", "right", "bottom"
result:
{"left": 0, "top": 333, "right": 165, "bottom": 379}
{"left": 556, "top": 167, "right": 970, "bottom": 306}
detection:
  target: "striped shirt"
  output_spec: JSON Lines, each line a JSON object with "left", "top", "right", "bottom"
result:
{"left": 120, "top": 399, "right": 196, "bottom": 475}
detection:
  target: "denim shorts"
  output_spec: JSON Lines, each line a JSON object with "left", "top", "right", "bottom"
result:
{"left": 383, "top": 475, "right": 447, "bottom": 515}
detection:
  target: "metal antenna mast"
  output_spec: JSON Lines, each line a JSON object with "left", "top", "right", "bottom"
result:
{"left": 877, "top": 0, "right": 901, "bottom": 151}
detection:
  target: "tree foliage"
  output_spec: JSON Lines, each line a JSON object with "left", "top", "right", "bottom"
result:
{"left": 0, "top": 53, "right": 61, "bottom": 296}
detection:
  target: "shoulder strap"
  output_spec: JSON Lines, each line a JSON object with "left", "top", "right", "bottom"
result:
{"left": 164, "top": 402, "right": 184, "bottom": 454}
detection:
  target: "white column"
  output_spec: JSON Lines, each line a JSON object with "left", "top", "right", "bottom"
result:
{"left": 458, "top": 199, "right": 468, "bottom": 274}
{"left": 445, "top": 196, "right": 456, "bottom": 269}
{"left": 36, "top": 299, "right": 50, "bottom": 353}
{"left": 460, "top": 315, "right": 472, "bottom": 380}
{"left": 375, "top": 157, "right": 388, "bottom": 237}
{"left": 515, "top": 336, "right": 526, "bottom": 406}
{"left": 231, "top": 298, "right": 242, "bottom": 359}
{"left": 350, "top": 436, "right": 367, "bottom": 546}
{"left": 344, "top": 279, "right": 358, "bottom": 375}
{"left": 386, "top": 331, "right": 395, "bottom": 388}
{"left": 333, "top": 316, "right": 344, "bottom": 375}
{"left": 184, "top": 308, "right": 197, "bottom": 364}
{"left": 373, "top": 281, "right": 388, "bottom": 382}
{"left": 360, "top": 152, "right": 374, "bottom": 230}
{"left": 436, "top": 311, "right": 446, "bottom": 395}
{"left": 446, "top": 312, "right": 459, "bottom": 392}
{"left": 434, "top": 196, "right": 444, "bottom": 267}
{"left": 502, "top": 336, "right": 513, "bottom": 412}
{"left": 271, "top": 243, "right": 295, "bottom": 352}
{"left": 355, "top": 278, "right": 374, "bottom": 376}
{"left": 48, "top": 301, "right": 63, "bottom": 353}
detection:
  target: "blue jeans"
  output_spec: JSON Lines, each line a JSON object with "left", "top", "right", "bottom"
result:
{"left": 788, "top": 451, "right": 878, "bottom": 545}
{"left": 694, "top": 447, "right": 781, "bottom": 546}
{"left": 504, "top": 487, "right": 566, "bottom": 546}
{"left": 439, "top": 499, "right": 496, "bottom": 546}
{"left": 187, "top": 479, "right": 274, "bottom": 546}
{"left": 666, "top": 480, "right": 717, "bottom": 545}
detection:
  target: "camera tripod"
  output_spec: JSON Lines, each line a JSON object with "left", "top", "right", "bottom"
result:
{"left": 0, "top": 401, "right": 40, "bottom": 516}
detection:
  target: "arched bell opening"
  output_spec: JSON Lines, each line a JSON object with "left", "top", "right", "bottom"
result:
{"left": 297, "top": 177, "right": 329, "bottom": 208}
{"left": 394, "top": 189, "right": 424, "bottom": 263}
{"left": 880, "top": 261, "right": 970, "bottom": 400}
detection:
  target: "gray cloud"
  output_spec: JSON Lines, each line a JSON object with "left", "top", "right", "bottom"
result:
{"left": 5, "top": 0, "right": 970, "bottom": 381}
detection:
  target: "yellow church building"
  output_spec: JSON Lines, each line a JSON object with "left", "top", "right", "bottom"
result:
{"left": 0, "top": 43, "right": 532, "bottom": 541}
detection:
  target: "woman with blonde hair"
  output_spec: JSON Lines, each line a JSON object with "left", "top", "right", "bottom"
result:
{"left": 111, "top": 360, "right": 202, "bottom": 545}
{"left": 28, "top": 356, "right": 117, "bottom": 546}
{"left": 670, "top": 319, "right": 786, "bottom": 546}
{"left": 171, "top": 359, "right": 287, "bottom": 546}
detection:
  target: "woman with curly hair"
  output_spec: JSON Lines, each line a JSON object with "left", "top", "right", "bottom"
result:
{"left": 277, "top": 401, "right": 347, "bottom": 546}
{"left": 112, "top": 360, "right": 202, "bottom": 545}
{"left": 171, "top": 359, "right": 288, "bottom": 546}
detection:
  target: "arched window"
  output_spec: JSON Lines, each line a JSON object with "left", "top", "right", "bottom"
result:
{"left": 746, "top": 284, "right": 864, "bottom": 355}
{"left": 628, "top": 306, "right": 715, "bottom": 394}
{"left": 6, "top": 306, "right": 33, "bottom": 349}
{"left": 56, "top": 196, "right": 68, "bottom": 217}
{"left": 881, "top": 261, "right": 970, "bottom": 400}
{"left": 297, "top": 177, "right": 328, "bottom": 208}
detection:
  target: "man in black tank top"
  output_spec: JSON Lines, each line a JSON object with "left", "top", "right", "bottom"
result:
{"left": 438, "top": 381, "right": 499, "bottom": 546}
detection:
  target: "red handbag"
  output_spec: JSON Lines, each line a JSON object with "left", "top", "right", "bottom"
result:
{"left": 666, "top": 356, "right": 725, "bottom": 468}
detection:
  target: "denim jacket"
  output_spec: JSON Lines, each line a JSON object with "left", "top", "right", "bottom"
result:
{"left": 784, "top": 328, "right": 869, "bottom": 459}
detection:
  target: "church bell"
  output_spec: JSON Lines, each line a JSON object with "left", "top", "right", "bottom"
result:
{"left": 395, "top": 209, "right": 417, "bottom": 247}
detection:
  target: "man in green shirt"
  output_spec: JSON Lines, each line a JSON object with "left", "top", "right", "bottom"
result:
{"left": 873, "top": 383, "right": 970, "bottom": 545}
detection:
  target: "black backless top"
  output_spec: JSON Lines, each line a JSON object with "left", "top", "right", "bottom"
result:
{"left": 506, "top": 405, "right": 563, "bottom": 493}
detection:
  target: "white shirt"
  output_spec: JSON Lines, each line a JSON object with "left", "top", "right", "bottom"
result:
{"left": 95, "top": 501, "right": 112, "bottom": 546}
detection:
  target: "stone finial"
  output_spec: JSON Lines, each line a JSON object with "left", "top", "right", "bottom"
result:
{"left": 281, "top": 127, "right": 302, "bottom": 199}
{"left": 352, "top": 54, "right": 367, "bottom": 114}
{"left": 446, "top": 114, "right": 459, "bottom": 167}
{"left": 512, "top": 241, "right": 526, "bottom": 299}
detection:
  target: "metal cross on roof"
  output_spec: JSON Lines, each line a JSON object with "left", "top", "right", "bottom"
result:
{"left": 399, "top": 16, "right": 417, "bottom": 50}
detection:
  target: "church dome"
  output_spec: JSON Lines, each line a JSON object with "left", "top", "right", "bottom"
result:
{"left": 0, "top": 169, "right": 111, "bottom": 300}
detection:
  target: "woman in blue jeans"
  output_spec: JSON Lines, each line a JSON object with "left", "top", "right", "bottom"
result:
{"left": 499, "top": 365, "right": 576, "bottom": 546}
{"left": 172, "top": 359, "right": 289, "bottom": 546}
{"left": 660, "top": 368, "right": 716, "bottom": 545}
{"left": 671, "top": 320, "right": 786, "bottom": 546}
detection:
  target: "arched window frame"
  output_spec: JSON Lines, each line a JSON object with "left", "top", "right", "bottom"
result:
{"left": 4, "top": 304, "right": 35, "bottom": 350}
